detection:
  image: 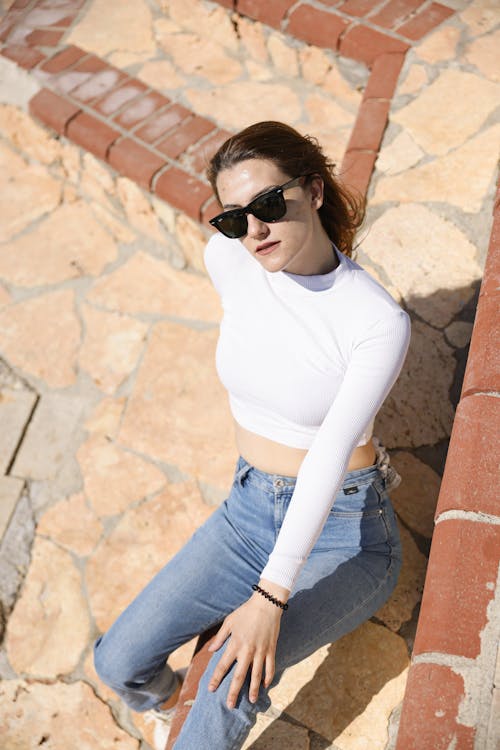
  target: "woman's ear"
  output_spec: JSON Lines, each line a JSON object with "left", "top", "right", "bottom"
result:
{"left": 309, "top": 175, "right": 324, "bottom": 210}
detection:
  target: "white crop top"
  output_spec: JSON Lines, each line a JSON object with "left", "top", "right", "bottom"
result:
{"left": 204, "top": 233, "right": 411, "bottom": 591}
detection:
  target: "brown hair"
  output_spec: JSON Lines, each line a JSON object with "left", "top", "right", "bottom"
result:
{"left": 207, "top": 121, "right": 365, "bottom": 258}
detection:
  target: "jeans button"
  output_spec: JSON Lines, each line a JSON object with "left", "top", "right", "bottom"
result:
{"left": 274, "top": 479, "right": 284, "bottom": 488}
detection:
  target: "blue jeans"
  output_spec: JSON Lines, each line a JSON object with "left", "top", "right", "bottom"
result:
{"left": 94, "top": 449, "right": 402, "bottom": 749}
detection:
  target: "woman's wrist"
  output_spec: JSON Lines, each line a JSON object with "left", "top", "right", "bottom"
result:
{"left": 252, "top": 578, "right": 290, "bottom": 611}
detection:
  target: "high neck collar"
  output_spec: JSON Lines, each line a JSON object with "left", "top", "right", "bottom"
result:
{"left": 264, "top": 244, "right": 351, "bottom": 296}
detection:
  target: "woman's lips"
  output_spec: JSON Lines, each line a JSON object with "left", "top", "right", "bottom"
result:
{"left": 256, "top": 241, "right": 280, "bottom": 255}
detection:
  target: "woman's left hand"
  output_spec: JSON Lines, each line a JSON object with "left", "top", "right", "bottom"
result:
{"left": 207, "top": 581, "right": 289, "bottom": 709}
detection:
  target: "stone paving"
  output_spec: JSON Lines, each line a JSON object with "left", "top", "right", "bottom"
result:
{"left": 0, "top": 1, "right": 498, "bottom": 749}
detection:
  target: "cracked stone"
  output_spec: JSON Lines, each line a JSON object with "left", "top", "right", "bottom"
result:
{"left": 392, "top": 69, "right": 500, "bottom": 156}
{"left": 79, "top": 304, "right": 148, "bottom": 395}
{"left": 271, "top": 621, "right": 409, "bottom": 748}
{"left": 165, "top": 0, "right": 238, "bottom": 52}
{"left": 86, "top": 480, "right": 212, "bottom": 630}
{"left": 117, "top": 320, "right": 237, "bottom": 491}
{"left": 0, "top": 289, "right": 80, "bottom": 388}
{"left": 361, "top": 203, "right": 481, "bottom": 327}
{"left": 77, "top": 433, "right": 166, "bottom": 518}
{"left": 0, "top": 388, "right": 37, "bottom": 474}
{"left": 376, "top": 131, "right": 424, "bottom": 175}
{"left": 36, "top": 492, "right": 103, "bottom": 557}
{"left": 0, "top": 103, "right": 61, "bottom": 165}
{"left": 157, "top": 30, "right": 242, "bottom": 85}
{"left": 83, "top": 396, "right": 127, "bottom": 439}
{"left": 0, "top": 475, "right": 24, "bottom": 541}
{"left": 464, "top": 28, "right": 500, "bottom": 82}
{"left": 372, "top": 123, "right": 500, "bottom": 213}
{"left": 116, "top": 177, "right": 165, "bottom": 242}
{"left": 0, "top": 679, "right": 139, "bottom": 749}
{"left": 5, "top": 537, "right": 90, "bottom": 676}
{"left": 390, "top": 451, "right": 441, "bottom": 538}
{"left": 0, "top": 201, "right": 119, "bottom": 287}
{"left": 86, "top": 250, "right": 222, "bottom": 322}
{"left": 0, "top": 142, "right": 61, "bottom": 243}
{"left": 375, "top": 319, "right": 456, "bottom": 449}
{"left": 66, "top": 0, "right": 155, "bottom": 56}
{"left": 398, "top": 64, "right": 428, "bottom": 95}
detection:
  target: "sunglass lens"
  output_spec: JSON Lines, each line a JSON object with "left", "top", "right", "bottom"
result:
{"left": 252, "top": 192, "right": 286, "bottom": 222}
{"left": 216, "top": 214, "right": 247, "bottom": 239}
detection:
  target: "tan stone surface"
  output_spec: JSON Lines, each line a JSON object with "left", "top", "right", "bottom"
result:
{"left": 0, "top": 201, "right": 119, "bottom": 286}
{"left": 299, "top": 45, "right": 331, "bottom": 86}
{"left": 322, "top": 65, "right": 363, "bottom": 110}
{"left": 0, "top": 104, "right": 60, "bottom": 164}
{"left": 373, "top": 123, "right": 500, "bottom": 212}
{"left": 375, "top": 524, "right": 427, "bottom": 632}
{"left": 86, "top": 250, "right": 222, "bottom": 322}
{"left": 445, "top": 320, "right": 474, "bottom": 348}
{"left": 116, "top": 176, "right": 165, "bottom": 242}
{"left": 77, "top": 433, "right": 166, "bottom": 517}
{"left": 84, "top": 396, "right": 127, "bottom": 439}
{"left": 175, "top": 213, "right": 208, "bottom": 273}
{"left": 415, "top": 24, "right": 461, "bottom": 63}
{"left": 390, "top": 451, "right": 441, "bottom": 538}
{"left": 59, "top": 139, "right": 81, "bottom": 183}
{"left": 0, "top": 475, "right": 24, "bottom": 539}
{"left": 460, "top": 0, "right": 499, "bottom": 35}
{"left": 392, "top": 69, "right": 500, "bottom": 155}
{"left": 86, "top": 480, "right": 212, "bottom": 629}
{"left": 117, "top": 321, "right": 237, "bottom": 489}
{"left": 83, "top": 648, "right": 117, "bottom": 703}
{"left": 152, "top": 195, "right": 177, "bottom": 234}
{"left": 166, "top": 0, "right": 238, "bottom": 52}
{"left": 238, "top": 15, "right": 269, "bottom": 63}
{"left": 185, "top": 82, "right": 301, "bottom": 131}
{"left": 131, "top": 709, "right": 170, "bottom": 750}
{"left": 268, "top": 33, "right": 299, "bottom": 77}
{"left": 90, "top": 202, "right": 137, "bottom": 244}
{"left": 158, "top": 31, "right": 242, "bottom": 85}
{"left": 79, "top": 304, "right": 148, "bottom": 394}
{"left": 82, "top": 151, "right": 116, "bottom": 194}
{"left": 0, "top": 142, "right": 61, "bottom": 243}
{"left": 375, "top": 320, "right": 456, "bottom": 449}
{"left": 67, "top": 0, "right": 155, "bottom": 56}
{"left": 274, "top": 622, "right": 409, "bottom": 747}
{"left": 37, "top": 492, "right": 103, "bottom": 556}
{"left": 137, "top": 59, "right": 185, "bottom": 90}
{"left": 0, "top": 282, "right": 11, "bottom": 308}
{"left": 361, "top": 203, "right": 481, "bottom": 327}
{"left": 108, "top": 51, "right": 148, "bottom": 68}
{"left": 464, "top": 28, "right": 500, "bottom": 82}
{"left": 0, "top": 679, "right": 139, "bottom": 749}
{"left": 357, "top": 262, "right": 402, "bottom": 303}
{"left": 376, "top": 131, "right": 424, "bottom": 175}
{"left": 398, "top": 64, "right": 428, "bottom": 95}
{"left": 242, "top": 716, "right": 309, "bottom": 749}
{"left": 6, "top": 537, "right": 90, "bottom": 676}
{"left": 0, "top": 388, "right": 37, "bottom": 474}
{"left": 0, "top": 289, "right": 80, "bottom": 388}
{"left": 246, "top": 60, "right": 273, "bottom": 82}
{"left": 269, "top": 644, "right": 330, "bottom": 710}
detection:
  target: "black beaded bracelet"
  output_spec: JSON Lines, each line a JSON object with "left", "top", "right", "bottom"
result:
{"left": 252, "top": 584, "right": 289, "bottom": 610}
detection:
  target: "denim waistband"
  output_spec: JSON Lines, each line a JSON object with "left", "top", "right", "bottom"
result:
{"left": 235, "top": 436, "right": 401, "bottom": 492}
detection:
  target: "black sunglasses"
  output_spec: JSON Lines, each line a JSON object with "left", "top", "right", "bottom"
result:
{"left": 209, "top": 175, "right": 309, "bottom": 239}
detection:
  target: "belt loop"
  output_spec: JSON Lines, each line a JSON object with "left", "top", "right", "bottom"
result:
{"left": 373, "top": 436, "right": 402, "bottom": 492}
{"left": 236, "top": 461, "right": 251, "bottom": 487}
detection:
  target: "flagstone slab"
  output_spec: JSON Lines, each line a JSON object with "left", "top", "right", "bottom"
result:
{"left": 0, "top": 475, "right": 24, "bottom": 540}
{"left": 445, "top": 320, "right": 474, "bottom": 349}
{"left": 0, "top": 282, "right": 11, "bottom": 308}
{"left": 118, "top": 320, "right": 237, "bottom": 491}
{"left": 273, "top": 621, "right": 409, "bottom": 748}
{"left": 77, "top": 433, "right": 166, "bottom": 517}
{"left": 372, "top": 123, "right": 500, "bottom": 213}
{"left": 37, "top": 492, "right": 103, "bottom": 557}
{"left": 398, "top": 64, "right": 428, "bottom": 95}
{"left": 242, "top": 716, "right": 310, "bottom": 749}
{"left": 361, "top": 203, "right": 481, "bottom": 327}
{"left": 66, "top": 0, "right": 155, "bottom": 57}
{"left": 0, "top": 289, "right": 80, "bottom": 388}
{"left": 157, "top": 31, "right": 243, "bottom": 85}
{"left": 86, "top": 480, "right": 212, "bottom": 630}
{"left": 376, "top": 130, "right": 424, "bottom": 175}
{"left": 0, "top": 201, "right": 119, "bottom": 287}
{"left": 86, "top": 250, "right": 222, "bottom": 322}
{"left": 375, "top": 319, "right": 455, "bottom": 449}
{"left": 389, "top": 452, "right": 441, "bottom": 538}
{"left": 79, "top": 304, "right": 148, "bottom": 394}
{"left": 5, "top": 536, "right": 90, "bottom": 676}
{"left": 464, "top": 28, "right": 500, "bottom": 82}
{"left": 83, "top": 395, "right": 127, "bottom": 439}
{"left": 116, "top": 176, "right": 166, "bottom": 242}
{"left": 0, "top": 679, "right": 139, "bottom": 749}
{"left": 414, "top": 24, "right": 460, "bottom": 63}
{"left": 0, "top": 142, "right": 61, "bottom": 243}
{"left": 185, "top": 81, "right": 302, "bottom": 132}
{"left": 0, "top": 103, "right": 61, "bottom": 164}
{"left": 137, "top": 59, "right": 185, "bottom": 91}
{"left": 12, "top": 391, "right": 86, "bottom": 481}
{"left": 459, "top": 0, "right": 499, "bottom": 35}
{"left": 163, "top": 0, "right": 239, "bottom": 52}
{"left": 392, "top": 69, "right": 500, "bottom": 155}
{"left": 0, "top": 388, "right": 36, "bottom": 474}
{"left": 375, "top": 524, "right": 428, "bottom": 632}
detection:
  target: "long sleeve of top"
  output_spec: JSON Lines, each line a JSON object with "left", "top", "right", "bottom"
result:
{"left": 204, "top": 232, "right": 411, "bottom": 592}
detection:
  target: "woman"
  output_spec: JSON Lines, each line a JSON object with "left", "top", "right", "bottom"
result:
{"left": 94, "top": 121, "right": 411, "bottom": 749}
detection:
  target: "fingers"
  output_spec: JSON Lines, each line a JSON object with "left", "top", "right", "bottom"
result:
{"left": 249, "top": 659, "right": 264, "bottom": 703}
{"left": 263, "top": 652, "right": 275, "bottom": 688}
{"left": 208, "top": 623, "right": 230, "bottom": 653}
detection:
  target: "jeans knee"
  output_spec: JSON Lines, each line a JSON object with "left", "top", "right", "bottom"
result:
{"left": 93, "top": 633, "right": 131, "bottom": 690}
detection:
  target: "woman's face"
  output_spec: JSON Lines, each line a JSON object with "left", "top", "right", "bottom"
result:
{"left": 215, "top": 158, "right": 325, "bottom": 275}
